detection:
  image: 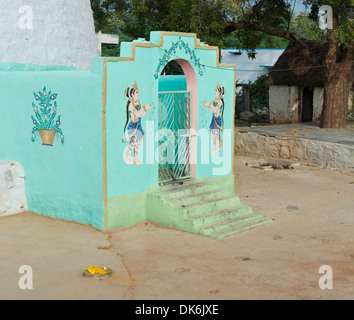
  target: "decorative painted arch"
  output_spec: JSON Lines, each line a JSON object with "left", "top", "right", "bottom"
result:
{"left": 154, "top": 36, "right": 205, "bottom": 79}
{"left": 101, "top": 31, "right": 236, "bottom": 230}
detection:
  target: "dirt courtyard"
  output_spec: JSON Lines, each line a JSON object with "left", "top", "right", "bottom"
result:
{"left": 0, "top": 155, "right": 353, "bottom": 300}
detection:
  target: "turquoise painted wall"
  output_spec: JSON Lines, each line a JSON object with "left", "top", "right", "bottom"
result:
{"left": 158, "top": 75, "right": 187, "bottom": 92}
{"left": 105, "top": 32, "right": 235, "bottom": 229}
{"left": 0, "top": 31, "right": 235, "bottom": 231}
{"left": 0, "top": 63, "right": 77, "bottom": 71}
{"left": 196, "top": 66, "right": 235, "bottom": 179}
{"left": 0, "top": 64, "right": 104, "bottom": 229}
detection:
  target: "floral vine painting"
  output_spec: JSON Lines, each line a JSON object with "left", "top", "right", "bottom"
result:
{"left": 31, "top": 87, "right": 65, "bottom": 146}
{"left": 154, "top": 36, "right": 205, "bottom": 79}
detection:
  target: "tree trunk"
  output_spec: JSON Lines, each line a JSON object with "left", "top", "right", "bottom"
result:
{"left": 320, "top": 38, "right": 354, "bottom": 129}
{"left": 320, "top": 66, "right": 353, "bottom": 128}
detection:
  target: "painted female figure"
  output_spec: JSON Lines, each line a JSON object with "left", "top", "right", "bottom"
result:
{"left": 123, "top": 81, "right": 152, "bottom": 165}
{"left": 203, "top": 82, "right": 225, "bottom": 154}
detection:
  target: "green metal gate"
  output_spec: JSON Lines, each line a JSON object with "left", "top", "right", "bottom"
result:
{"left": 158, "top": 91, "right": 192, "bottom": 184}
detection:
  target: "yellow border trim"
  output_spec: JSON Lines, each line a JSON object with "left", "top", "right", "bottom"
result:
{"left": 101, "top": 31, "right": 236, "bottom": 230}
{"left": 232, "top": 66, "right": 236, "bottom": 196}
{"left": 102, "top": 31, "right": 236, "bottom": 69}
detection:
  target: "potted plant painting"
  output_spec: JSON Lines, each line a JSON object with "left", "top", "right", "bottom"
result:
{"left": 31, "top": 87, "right": 65, "bottom": 146}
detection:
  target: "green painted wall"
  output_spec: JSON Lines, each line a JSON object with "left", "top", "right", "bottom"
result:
{"left": 0, "top": 64, "right": 104, "bottom": 229}
{"left": 0, "top": 32, "right": 235, "bottom": 232}
{"left": 0, "top": 63, "right": 77, "bottom": 72}
{"left": 106, "top": 175, "right": 234, "bottom": 231}
{"left": 158, "top": 75, "right": 187, "bottom": 92}
{"left": 196, "top": 66, "right": 235, "bottom": 179}
{"left": 105, "top": 32, "right": 235, "bottom": 229}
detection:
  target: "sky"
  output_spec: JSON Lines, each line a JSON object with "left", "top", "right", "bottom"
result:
{"left": 294, "top": 1, "right": 309, "bottom": 13}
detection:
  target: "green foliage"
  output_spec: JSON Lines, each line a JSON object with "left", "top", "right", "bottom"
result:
{"left": 290, "top": 12, "right": 327, "bottom": 41}
{"left": 161, "top": 60, "right": 185, "bottom": 76}
{"left": 101, "top": 45, "right": 120, "bottom": 57}
{"left": 305, "top": 0, "right": 353, "bottom": 46}
{"left": 91, "top": 0, "right": 107, "bottom": 32}
{"left": 224, "top": 31, "right": 289, "bottom": 49}
{"left": 249, "top": 74, "right": 270, "bottom": 110}
{"left": 91, "top": 0, "right": 225, "bottom": 49}
{"left": 90, "top": 0, "right": 353, "bottom": 55}
{"left": 90, "top": 0, "right": 134, "bottom": 57}
{"left": 223, "top": 10, "right": 328, "bottom": 53}
{"left": 122, "top": 0, "right": 225, "bottom": 48}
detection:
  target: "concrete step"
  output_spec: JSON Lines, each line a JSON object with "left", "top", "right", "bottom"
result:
{"left": 167, "top": 189, "right": 226, "bottom": 207}
{"left": 161, "top": 181, "right": 220, "bottom": 199}
{"left": 200, "top": 213, "right": 266, "bottom": 235}
{"left": 148, "top": 178, "right": 272, "bottom": 239}
{"left": 190, "top": 205, "right": 254, "bottom": 229}
{"left": 160, "top": 180, "right": 206, "bottom": 191}
{"left": 177, "top": 195, "right": 242, "bottom": 217}
{"left": 208, "top": 218, "right": 273, "bottom": 239}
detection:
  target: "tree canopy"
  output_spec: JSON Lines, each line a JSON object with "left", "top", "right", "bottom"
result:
{"left": 91, "top": 0, "right": 354, "bottom": 128}
{"left": 91, "top": 0, "right": 225, "bottom": 48}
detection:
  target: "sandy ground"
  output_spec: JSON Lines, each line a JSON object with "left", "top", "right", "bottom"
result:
{"left": 0, "top": 155, "right": 353, "bottom": 300}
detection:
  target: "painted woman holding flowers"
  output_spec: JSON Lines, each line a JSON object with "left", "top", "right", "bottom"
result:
{"left": 123, "top": 81, "right": 152, "bottom": 165}
{"left": 203, "top": 82, "right": 225, "bottom": 154}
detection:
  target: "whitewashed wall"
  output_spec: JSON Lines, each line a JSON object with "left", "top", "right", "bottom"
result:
{"left": 270, "top": 86, "right": 353, "bottom": 123}
{"left": 0, "top": 0, "right": 100, "bottom": 70}
{"left": 313, "top": 88, "right": 324, "bottom": 121}
{"left": 269, "top": 86, "right": 299, "bottom": 124}
{"left": 221, "top": 48, "right": 285, "bottom": 85}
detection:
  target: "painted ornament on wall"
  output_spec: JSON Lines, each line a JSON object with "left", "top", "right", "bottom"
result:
{"left": 31, "top": 87, "right": 65, "bottom": 146}
{"left": 123, "top": 81, "right": 152, "bottom": 166}
{"left": 154, "top": 36, "right": 205, "bottom": 79}
{"left": 203, "top": 82, "right": 226, "bottom": 154}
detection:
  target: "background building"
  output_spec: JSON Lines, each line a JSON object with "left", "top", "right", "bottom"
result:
{"left": 221, "top": 48, "right": 285, "bottom": 86}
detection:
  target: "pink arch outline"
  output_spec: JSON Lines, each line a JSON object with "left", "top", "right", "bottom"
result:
{"left": 174, "top": 59, "right": 198, "bottom": 179}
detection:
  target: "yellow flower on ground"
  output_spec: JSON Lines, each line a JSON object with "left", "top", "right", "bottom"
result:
{"left": 87, "top": 266, "right": 107, "bottom": 275}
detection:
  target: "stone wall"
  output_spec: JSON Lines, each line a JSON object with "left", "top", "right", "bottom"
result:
{"left": 269, "top": 86, "right": 299, "bottom": 124}
{"left": 235, "top": 130, "right": 354, "bottom": 172}
{"left": 0, "top": 161, "right": 27, "bottom": 216}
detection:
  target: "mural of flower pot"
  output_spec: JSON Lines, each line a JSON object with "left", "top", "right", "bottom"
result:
{"left": 38, "top": 129, "right": 58, "bottom": 146}
{"left": 31, "top": 87, "right": 65, "bottom": 146}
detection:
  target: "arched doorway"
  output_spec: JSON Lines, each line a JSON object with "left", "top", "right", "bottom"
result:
{"left": 157, "top": 59, "right": 198, "bottom": 184}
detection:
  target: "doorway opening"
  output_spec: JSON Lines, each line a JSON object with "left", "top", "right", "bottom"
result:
{"left": 302, "top": 88, "right": 314, "bottom": 122}
{"left": 157, "top": 59, "right": 198, "bottom": 184}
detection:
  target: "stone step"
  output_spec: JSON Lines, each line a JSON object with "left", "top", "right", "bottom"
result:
{"left": 160, "top": 180, "right": 205, "bottom": 191}
{"left": 177, "top": 195, "right": 242, "bottom": 217}
{"left": 166, "top": 189, "right": 226, "bottom": 207}
{"left": 161, "top": 181, "right": 220, "bottom": 199}
{"left": 200, "top": 213, "right": 266, "bottom": 235}
{"left": 148, "top": 178, "right": 272, "bottom": 239}
{"left": 207, "top": 218, "right": 273, "bottom": 239}
{"left": 190, "top": 205, "right": 254, "bottom": 229}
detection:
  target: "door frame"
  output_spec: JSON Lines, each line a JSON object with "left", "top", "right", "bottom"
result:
{"left": 173, "top": 59, "right": 198, "bottom": 180}
{"left": 157, "top": 90, "right": 192, "bottom": 184}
